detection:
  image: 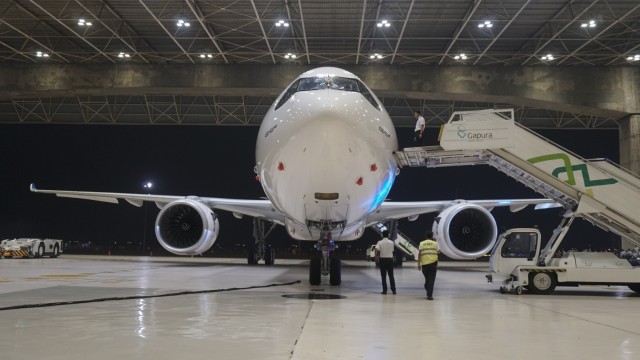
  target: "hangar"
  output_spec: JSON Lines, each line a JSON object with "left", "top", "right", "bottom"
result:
{"left": 1, "top": 1, "right": 640, "bottom": 359}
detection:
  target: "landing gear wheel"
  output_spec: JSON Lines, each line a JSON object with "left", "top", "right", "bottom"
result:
{"left": 329, "top": 257, "right": 341, "bottom": 285}
{"left": 528, "top": 272, "right": 557, "bottom": 295}
{"left": 264, "top": 247, "right": 275, "bottom": 265}
{"left": 37, "top": 244, "right": 45, "bottom": 258}
{"left": 247, "top": 242, "right": 257, "bottom": 265}
{"left": 309, "top": 256, "right": 321, "bottom": 285}
{"left": 500, "top": 286, "right": 506, "bottom": 294}
{"left": 51, "top": 245, "right": 59, "bottom": 258}
{"left": 516, "top": 286, "right": 522, "bottom": 295}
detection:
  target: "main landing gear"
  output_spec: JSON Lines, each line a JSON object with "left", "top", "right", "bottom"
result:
{"left": 309, "top": 236, "right": 341, "bottom": 286}
{"left": 247, "top": 218, "right": 276, "bottom": 265}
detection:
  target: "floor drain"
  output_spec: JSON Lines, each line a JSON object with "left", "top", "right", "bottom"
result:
{"left": 282, "top": 293, "right": 346, "bottom": 300}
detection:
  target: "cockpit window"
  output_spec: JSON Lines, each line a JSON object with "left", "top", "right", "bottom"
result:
{"left": 275, "top": 79, "right": 300, "bottom": 110}
{"left": 355, "top": 79, "right": 381, "bottom": 111}
{"left": 282, "top": 75, "right": 381, "bottom": 111}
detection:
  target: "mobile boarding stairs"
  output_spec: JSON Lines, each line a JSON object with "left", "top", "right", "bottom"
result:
{"left": 394, "top": 109, "right": 640, "bottom": 250}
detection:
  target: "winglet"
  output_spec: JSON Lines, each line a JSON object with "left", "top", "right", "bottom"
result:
{"left": 30, "top": 183, "right": 37, "bottom": 192}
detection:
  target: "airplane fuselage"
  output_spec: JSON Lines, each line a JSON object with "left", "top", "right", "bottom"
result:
{"left": 256, "top": 67, "right": 398, "bottom": 241}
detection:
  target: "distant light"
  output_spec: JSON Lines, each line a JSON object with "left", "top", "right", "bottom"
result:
{"left": 284, "top": 53, "right": 297, "bottom": 59}
{"left": 143, "top": 182, "right": 153, "bottom": 189}
{"left": 581, "top": 20, "right": 596, "bottom": 28}
{"left": 377, "top": 19, "right": 390, "bottom": 28}
{"left": 118, "top": 52, "right": 130, "bottom": 58}
{"left": 177, "top": 19, "right": 190, "bottom": 27}
{"left": 478, "top": 20, "right": 493, "bottom": 28}
{"left": 276, "top": 19, "right": 289, "bottom": 27}
{"left": 541, "top": 54, "right": 554, "bottom": 60}
{"left": 369, "top": 53, "right": 383, "bottom": 59}
{"left": 454, "top": 53, "right": 467, "bottom": 60}
{"left": 36, "top": 51, "right": 49, "bottom": 58}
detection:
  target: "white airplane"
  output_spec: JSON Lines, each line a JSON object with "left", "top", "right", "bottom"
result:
{"left": 31, "top": 67, "right": 556, "bottom": 285}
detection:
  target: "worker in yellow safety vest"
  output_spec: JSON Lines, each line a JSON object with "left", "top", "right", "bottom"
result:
{"left": 418, "top": 231, "right": 440, "bottom": 300}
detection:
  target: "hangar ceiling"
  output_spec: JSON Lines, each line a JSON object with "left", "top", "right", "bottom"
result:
{"left": 1, "top": 0, "right": 639, "bottom": 128}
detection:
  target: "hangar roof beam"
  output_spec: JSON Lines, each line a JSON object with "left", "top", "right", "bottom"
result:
{"left": 390, "top": 0, "right": 415, "bottom": 65}
{"left": 249, "top": 0, "right": 276, "bottom": 64}
{"left": 185, "top": 0, "right": 228, "bottom": 64}
{"left": 73, "top": 0, "right": 150, "bottom": 64}
{"left": 520, "top": 0, "right": 598, "bottom": 66}
{"left": 557, "top": 3, "right": 640, "bottom": 65}
{"left": 438, "top": 0, "right": 483, "bottom": 65}
{"left": 26, "top": 0, "right": 114, "bottom": 63}
{"left": 472, "top": 0, "right": 532, "bottom": 65}
{"left": 137, "top": 0, "right": 194, "bottom": 64}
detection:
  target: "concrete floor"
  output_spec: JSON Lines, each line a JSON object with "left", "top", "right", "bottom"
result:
{"left": 1, "top": 255, "right": 639, "bottom": 360}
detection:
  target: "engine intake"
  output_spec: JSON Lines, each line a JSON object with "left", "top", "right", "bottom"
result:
{"left": 432, "top": 203, "right": 497, "bottom": 260}
{"left": 155, "top": 199, "right": 219, "bottom": 255}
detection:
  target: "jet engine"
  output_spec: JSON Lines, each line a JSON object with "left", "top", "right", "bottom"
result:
{"left": 432, "top": 203, "right": 497, "bottom": 260}
{"left": 155, "top": 199, "right": 219, "bottom": 255}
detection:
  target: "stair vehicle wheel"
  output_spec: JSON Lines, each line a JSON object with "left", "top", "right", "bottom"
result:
{"left": 329, "top": 257, "right": 341, "bottom": 285}
{"left": 628, "top": 284, "right": 640, "bottom": 294}
{"left": 528, "top": 272, "right": 557, "bottom": 295}
{"left": 309, "top": 256, "right": 321, "bottom": 285}
{"left": 37, "top": 244, "right": 45, "bottom": 258}
{"left": 51, "top": 245, "right": 59, "bottom": 258}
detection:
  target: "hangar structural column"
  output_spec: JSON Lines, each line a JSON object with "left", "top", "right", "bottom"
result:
{"left": 620, "top": 115, "right": 640, "bottom": 176}
{"left": 619, "top": 67, "right": 640, "bottom": 176}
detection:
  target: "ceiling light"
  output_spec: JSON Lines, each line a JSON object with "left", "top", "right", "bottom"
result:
{"left": 284, "top": 53, "right": 297, "bottom": 59}
{"left": 36, "top": 51, "right": 49, "bottom": 57}
{"left": 118, "top": 52, "right": 130, "bottom": 58}
{"left": 627, "top": 55, "right": 640, "bottom": 61}
{"left": 276, "top": 20, "right": 289, "bottom": 27}
{"left": 369, "top": 53, "right": 383, "bottom": 59}
{"left": 541, "top": 54, "right": 554, "bottom": 61}
{"left": 454, "top": 53, "right": 467, "bottom": 60}
{"left": 177, "top": 19, "right": 190, "bottom": 27}
{"left": 377, "top": 20, "right": 390, "bottom": 28}
{"left": 581, "top": 20, "right": 596, "bottom": 28}
{"left": 77, "top": 19, "right": 92, "bottom": 26}
{"left": 478, "top": 20, "right": 493, "bottom": 28}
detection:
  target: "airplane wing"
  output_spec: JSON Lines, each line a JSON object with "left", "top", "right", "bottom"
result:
{"left": 366, "top": 198, "right": 560, "bottom": 226}
{"left": 29, "top": 184, "right": 286, "bottom": 225}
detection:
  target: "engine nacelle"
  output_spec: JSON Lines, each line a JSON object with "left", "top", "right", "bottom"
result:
{"left": 432, "top": 203, "right": 497, "bottom": 260}
{"left": 155, "top": 199, "right": 219, "bottom": 255}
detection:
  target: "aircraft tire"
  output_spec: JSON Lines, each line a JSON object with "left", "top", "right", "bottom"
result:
{"left": 309, "top": 256, "right": 321, "bottom": 285}
{"left": 329, "top": 257, "right": 341, "bottom": 285}
{"left": 264, "top": 247, "right": 275, "bottom": 265}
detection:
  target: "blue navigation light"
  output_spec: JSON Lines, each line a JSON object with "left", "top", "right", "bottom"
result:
{"left": 497, "top": 201, "right": 512, "bottom": 204}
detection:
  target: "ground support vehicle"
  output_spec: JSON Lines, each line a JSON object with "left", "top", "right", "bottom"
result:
{"left": 1, "top": 238, "right": 62, "bottom": 258}
{"left": 487, "top": 214, "right": 640, "bottom": 295}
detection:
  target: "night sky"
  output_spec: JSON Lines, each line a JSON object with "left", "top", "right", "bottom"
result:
{"left": 0, "top": 122, "right": 622, "bottom": 255}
